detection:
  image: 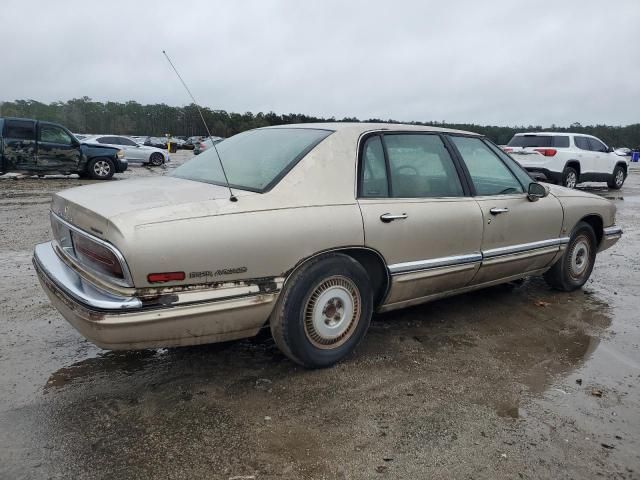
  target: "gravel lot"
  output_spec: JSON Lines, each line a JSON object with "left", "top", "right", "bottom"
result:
{"left": 1, "top": 153, "right": 639, "bottom": 479}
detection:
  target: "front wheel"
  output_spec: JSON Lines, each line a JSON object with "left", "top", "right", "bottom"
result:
{"left": 149, "top": 152, "right": 164, "bottom": 166}
{"left": 270, "top": 254, "right": 373, "bottom": 368}
{"left": 608, "top": 165, "right": 626, "bottom": 190}
{"left": 544, "top": 221, "right": 597, "bottom": 291}
{"left": 562, "top": 167, "right": 578, "bottom": 189}
{"left": 87, "top": 158, "right": 115, "bottom": 180}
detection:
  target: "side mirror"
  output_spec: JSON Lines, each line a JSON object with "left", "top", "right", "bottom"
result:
{"left": 527, "top": 182, "right": 548, "bottom": 202}
{"left": 607, "top": 146, "right": 614, "bottom": 153}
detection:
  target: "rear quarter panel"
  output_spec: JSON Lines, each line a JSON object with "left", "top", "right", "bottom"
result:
{"left": 118, "top": 205, "right": 365, "bottom": 288}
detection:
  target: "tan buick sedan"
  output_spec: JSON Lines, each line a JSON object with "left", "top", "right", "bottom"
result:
{"left": 33, "top": 123, "right": 622, "bottom": 367}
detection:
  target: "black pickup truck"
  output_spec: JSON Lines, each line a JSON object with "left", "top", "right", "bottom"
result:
{"left": 0, "top": 117, "right": 128, "bottom": 179}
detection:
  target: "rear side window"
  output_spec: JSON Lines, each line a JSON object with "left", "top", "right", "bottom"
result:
{"left": 385, "top": 134, "right": 463, "bottom": 198}
{"left": 574, "top": 136, "right": 590, "bottom": 150}
{"left": 361, "top": 136, "right": 389, "bottom": 197}
{"left": 3, "top": 120, "right": 36, "bottom": 140}
{"left": 508, "top": 135, "right": 569, "bottom": 148}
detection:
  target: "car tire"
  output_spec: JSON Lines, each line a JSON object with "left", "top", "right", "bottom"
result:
{"left": 543, "top": 221, "right": 597, "bottom": 292}
{"left": 270, "top": 253, "right": 373, "bottom": 368}
{"left": 87, "top": 157, "right": 115, "bottom": 180}
{"left": 561, "top": 167, "right": 578, "bottom": 189}
{"left": 607, "top": 165, "right": 626, "bottom": 190}
{"left": 149, "top": 153, "right": 164, "bottom": 166}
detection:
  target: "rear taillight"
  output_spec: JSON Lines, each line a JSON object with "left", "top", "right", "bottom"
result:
{"left": 199, "top": 142, "right": 206, "bottom": 150}
{"left": 502, "top": 147, "right": 513, "bottom": 153}
{"left": 72, "top": 233, "right": 124, "bottom": 279}
{"left": 533, "top": 148, "right": 557, "bottom": 157}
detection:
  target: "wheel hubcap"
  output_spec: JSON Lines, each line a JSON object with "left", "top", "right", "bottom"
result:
{"left": 566, "top": 172, "right": 577, "bottom": 188}
{"left": 569, "top": 237, "right": 590, "bottom": 278}
{"left": 94, "top": 160, "right": 110, "bottom": 177}
{"left": 615, "top": 170, "right": 624, "bottom": 186}
{"left": 304, "top": 276, "right": 361, "bottom": 349}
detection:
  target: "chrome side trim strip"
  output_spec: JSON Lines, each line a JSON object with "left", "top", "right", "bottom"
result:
{"left": 388, "top": 253, "right": 482, "bottom": 275}
{"left": 603, "top": 225, "right": 623, "bottom": 237}
{"left": 388, "top": 237, "right": 570, "bottom": 274}
{"left": 482, "top": 237, "right": 570, "bottom": 259}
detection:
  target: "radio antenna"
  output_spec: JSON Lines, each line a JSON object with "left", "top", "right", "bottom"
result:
{"left": 162, "top": 50, "right": 237, "bottom": 202}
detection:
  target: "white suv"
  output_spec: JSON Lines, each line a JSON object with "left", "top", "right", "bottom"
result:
{"left": 505, "top": 132, "right": 629, "bottom": 189}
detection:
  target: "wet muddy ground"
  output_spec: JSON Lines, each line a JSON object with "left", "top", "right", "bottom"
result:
{"left": 1, "top": 153, "right": 639, "bottom": 479}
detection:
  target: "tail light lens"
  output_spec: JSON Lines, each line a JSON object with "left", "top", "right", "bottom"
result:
{"left": 534, "top": 148, "right": 557, "bottom": 157}
{"left": 72, "top": 232, "right": 124, "bottom": 279}
{"left": 147, "top": 272, "right": 186, "bottom": 283}
{"left": 502, "top": 147, "right": 513, "bottom": 153}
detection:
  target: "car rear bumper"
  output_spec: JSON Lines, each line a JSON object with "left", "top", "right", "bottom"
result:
{"left": 599, "top": 225, "right": 623, "bottom": 252}
{"left": 33, "top": 242, "right": 276, "bottom": 350}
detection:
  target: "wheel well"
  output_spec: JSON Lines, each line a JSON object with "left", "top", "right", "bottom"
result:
{"left": 285, "top": 247, "right": 390, "bottom": 308}
{"left": 615, "top": 162, "right": 628, "bottom": 175}
{"left": 580, "top": 214, "right": 603, "bottom": 246}
{"left": 340, "top": 248, "right": 390, "bottom": 307}
{"left": 565, "top": 160, "right": 581, "bottom": 176}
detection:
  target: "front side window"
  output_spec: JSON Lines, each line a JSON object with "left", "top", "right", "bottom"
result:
{"left": 587, "top": 137, "right": 607, "bottom": 152}
{"left": 450, "top": 136, "right": 524, "bottom": 196}
{"left": 171, "top": 128, "right": 332, "bottom": 192}
{"left": 385, "top": 134, "right": 463, "bottom": 198}
{"left": 39, "top": 125, "right": 73, "bottom": 145}
{"left": 574, "top": 136, "right": 590, "bottom": 150}
{"left": 116, "top": 137, "right": 138, "bottom": 146}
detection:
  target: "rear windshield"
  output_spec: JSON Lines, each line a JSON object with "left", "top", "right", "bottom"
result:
{"left": 171, "top": 128, "right": 332, "bottom": 192}
{"left": 507, "top": 135, "right": 569, "bottom": 148}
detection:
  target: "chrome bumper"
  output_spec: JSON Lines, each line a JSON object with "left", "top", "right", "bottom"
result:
{"left": 33, "top": 242, "right": 277, "bottom": 349}
{"left": 599, "top": 225, "right": 623, "bottom": 252}
{"left": 34, "top": 242, "right": 140, "bottom": 310}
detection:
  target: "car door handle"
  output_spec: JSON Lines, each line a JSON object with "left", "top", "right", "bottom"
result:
{"left": 380, "top": 213, "right": 408, "bottom": 223}
{"left": 489, "top": 207, "right": 509, "bottom": 215}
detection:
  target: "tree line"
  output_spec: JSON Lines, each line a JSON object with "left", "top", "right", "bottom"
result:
{"left": 1, "top": 97, "right": 639, "bottom": 148}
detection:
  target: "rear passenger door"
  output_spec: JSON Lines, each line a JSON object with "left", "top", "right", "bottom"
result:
{"left": 1, "top": 119, "right": 37, "bottom": 170}
{"left": 357, "top": 133, "right": 484, "bottom": 309}
{"left": 448, "top": 136, "right": 564, "bottom": 285}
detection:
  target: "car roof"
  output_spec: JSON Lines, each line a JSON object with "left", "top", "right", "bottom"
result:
{"left": 262, "top": 122, "right": 482, "bottom": 136}
{"left": 514, "top": 132, "right": 594, "bottom": 137}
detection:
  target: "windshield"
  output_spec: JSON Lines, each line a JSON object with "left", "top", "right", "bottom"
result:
{"left": 171, "top": 128, "right": 333, "bottom": 192}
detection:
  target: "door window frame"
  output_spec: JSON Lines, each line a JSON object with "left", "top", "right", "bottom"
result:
{"left": 357, "top": 131, "right": 473, "bottom": 199}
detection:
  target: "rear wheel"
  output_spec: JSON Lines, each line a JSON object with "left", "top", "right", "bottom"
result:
{"left": 544, "top": 221, "right": 596, "bottom": 291}
{"left": 88, "top": 157, "right": 115, "bottom": 180}
{"left": 608, "top": 165, "right": 626, "bottom": 190}
{"left": 149, "top": 153, "right": 164, "bottom": 166}
{"left": 270, "top": 254, "right": 373, "bottom": 368}
{"left": 562, "top": 167, "right": 578, "bottom": 189}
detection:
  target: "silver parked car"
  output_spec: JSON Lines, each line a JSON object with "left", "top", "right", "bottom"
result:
{"left": 83, "top": 135, "right": 169, "bottom": 166}
{"left": 33, "top": 123, "right": 622, "bottom": 368}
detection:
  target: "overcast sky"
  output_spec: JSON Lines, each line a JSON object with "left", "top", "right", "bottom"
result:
{"left": 1, "top": 0, "right": 639, "bottom": 126}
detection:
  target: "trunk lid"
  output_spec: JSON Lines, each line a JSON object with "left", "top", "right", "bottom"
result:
{"left": 51, "top": 176, "right": 257, "bottom": 240}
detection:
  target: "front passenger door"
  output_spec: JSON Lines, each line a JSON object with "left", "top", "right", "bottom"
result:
{"left": 37, "top": 123, "right": 81, "bottom": 172}
{"left": 448, "top": 136, "right": 564, "bottom": 285}
{"left": 358, "top": 133, "right": 484, "bottom": 309}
